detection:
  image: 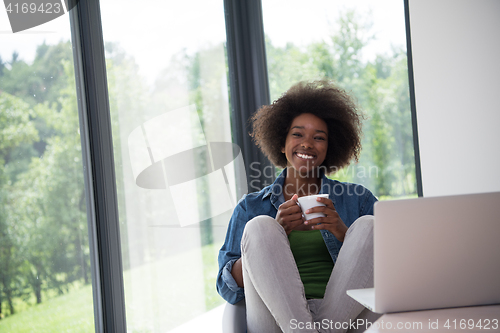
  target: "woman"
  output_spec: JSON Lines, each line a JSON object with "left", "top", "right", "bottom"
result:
{"left": 217, "top": 81, "right": 381, "bottom": 332}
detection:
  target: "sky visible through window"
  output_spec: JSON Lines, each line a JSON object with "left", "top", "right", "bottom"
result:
{"left": 263, "top": 0, "right": 406, "bottom": 60}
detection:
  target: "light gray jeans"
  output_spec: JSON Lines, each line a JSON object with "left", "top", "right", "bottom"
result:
{"left": 241, "top": 215, "right": 381, "bottom": 333}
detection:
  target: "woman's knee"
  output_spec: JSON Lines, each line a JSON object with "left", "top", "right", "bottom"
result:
{"left": 242, "top": 215, "right": 285, "bottom": 242}
{"left": 345, "top": 215, "right": 374, "bottom": 241}
{"left": 241, "top": 215, "right": 286, "bottom": 253}
{"left": 243, "top": 215, "right": 280, "bottom": 236}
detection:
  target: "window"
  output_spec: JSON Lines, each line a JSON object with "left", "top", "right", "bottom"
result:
{"left": 0, "top": 12, "right": 95, "bottom": 332}
{"left": 99, "top": 0, "right": 238, "bottom": 331}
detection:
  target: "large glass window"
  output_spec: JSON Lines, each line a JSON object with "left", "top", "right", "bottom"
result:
{"left": 99, "top": 0, "right": 236, "bottom": 331}
{"left": 263, "top": 0, "right": 416, "bottom": 199}
{"left": 0, "top": 11, "right": 95, "bottom": 333}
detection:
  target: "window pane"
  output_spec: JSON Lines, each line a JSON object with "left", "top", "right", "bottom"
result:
{"left": 0, "top": 12, "right": 95, "bottom": 333}
{"left": 100, "top": 1, "right": 234, "bottom": 331}
{"left": 263, "top": 0, "right": 417, "bottom": 199}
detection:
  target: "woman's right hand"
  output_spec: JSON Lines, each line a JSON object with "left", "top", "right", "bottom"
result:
{"left": 276, "top": 194, "right": 305, "bottom": 235}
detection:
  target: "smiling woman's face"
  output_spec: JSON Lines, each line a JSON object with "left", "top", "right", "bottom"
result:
{"left": 281, "top": 113, "right": 328, "bottom": 177}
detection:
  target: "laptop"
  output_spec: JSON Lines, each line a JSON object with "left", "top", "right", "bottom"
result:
{"left": 347, "top": 191, "right": 500, "bottom": 313}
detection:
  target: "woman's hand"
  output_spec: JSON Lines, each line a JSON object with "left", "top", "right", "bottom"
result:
{"left": 304, "top": 197, "right": 348, "bottom": 242}
{"left": 276, "top": 194, "right": 305, "bottom": 235}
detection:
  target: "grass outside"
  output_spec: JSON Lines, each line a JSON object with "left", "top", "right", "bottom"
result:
{"left": 0, "top": 285, "right": 94, "bottom": 333}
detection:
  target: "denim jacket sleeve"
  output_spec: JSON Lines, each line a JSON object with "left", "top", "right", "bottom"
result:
{"left": 216, "top": 195, "right": 247, "bottom": 304}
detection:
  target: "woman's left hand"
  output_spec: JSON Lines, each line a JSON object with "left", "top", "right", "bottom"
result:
{"left": 304, "top": 197, "right": 348, "bottom": 242}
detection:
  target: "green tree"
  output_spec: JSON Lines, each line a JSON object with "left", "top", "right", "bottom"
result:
{"left": 11, "top": 159, "right": 49, "bottom": 304}
{"left": 28, "top": 60, "right": 90, "bottom": 294}
{"left": 0, "top": 92, "right": 39, "bottom": 315}
{"left": 266, "top": 38, "right": 323, "bottom": 101}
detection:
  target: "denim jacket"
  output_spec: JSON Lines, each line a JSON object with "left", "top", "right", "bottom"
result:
{"left": 216, "top": 168, "right": 377, "bottom": 304}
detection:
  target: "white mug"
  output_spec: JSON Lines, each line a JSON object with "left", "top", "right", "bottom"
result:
{"left": 297, "top": 194, "right": 329, "bottom": 220}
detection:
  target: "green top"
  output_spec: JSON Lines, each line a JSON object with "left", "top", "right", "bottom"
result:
{"left": 288, "top": 230, "right": 334, "bottom": 299}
